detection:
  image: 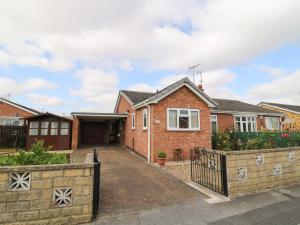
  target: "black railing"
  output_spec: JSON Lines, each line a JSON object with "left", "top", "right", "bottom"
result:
{"left": 92, "top": 148, "right": 101, "bottom": 219}
{"left": 190, "top": 148, "right": 228, "bottom": 196}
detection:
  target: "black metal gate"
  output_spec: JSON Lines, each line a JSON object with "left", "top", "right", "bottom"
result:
{"left": 190, "top": 148, "right": 228, "bottom": 196}
{"left": 92, "top": 149, "right": 101, "bottom": 219}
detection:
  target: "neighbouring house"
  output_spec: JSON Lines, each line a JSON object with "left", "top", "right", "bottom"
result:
{"left": 71, "top": 77, "right": 217, "bottom": 162}
{"left": 0, "top": 98, "right": 40, "bottom": 126}
{"left": 211, "top": 99, "right": 284, "bottom": 133}
{"left": 258, "top": 102, "right": 300, "bottom": 131}
{"left": 25, "top": 113, "right": 72, "bottom": 150}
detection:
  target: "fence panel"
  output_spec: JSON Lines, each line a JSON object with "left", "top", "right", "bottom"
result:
{"left": 0, "top": 126, "right": 26, "bottom": 149}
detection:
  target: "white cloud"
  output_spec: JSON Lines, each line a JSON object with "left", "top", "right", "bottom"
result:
{"left": 28, "top": 94, "right": 64, "bottom": 107}
{"left": 0, "top": 76, "right": 57, "bottom": 97}
{"left": 127, "top": 83, "right": 155, "bottom": 93}
{"left": 0, "top": 0, "right": 299, "bottom": 72}
{"left": 247, "top": 69, "right": 300, "bottom": 104}
{"left": 70, "top": 68, "right": 119, "bottom": 112}
{"left": 256, "top": 65, "right": 287, "bottom": 78}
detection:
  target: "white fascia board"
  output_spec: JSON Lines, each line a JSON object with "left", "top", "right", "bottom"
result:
{"left": 259, "top": 103, "right": 300, "bottom": 115}
{"left": 133, "top": 83, "right": 216, "bottom": 109}
{"left": 212, "top": 110, "right": 283, "bottom": 117}
{"left": 0, "top": 99, "right": 39, "bottom": 115}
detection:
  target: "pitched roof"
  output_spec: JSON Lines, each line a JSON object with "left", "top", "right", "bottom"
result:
{"left": 259, "top": 102, "right": 300, "bottom": 114}
{"left": 119, "top": 77, "right": 217, "bottom": 108}
{"left": 212, "top": 98, "right": 281, "bottom": 115}
{"left": 120, "top": 90, "right": 155, "bottom": 105}
{"left": 0, "top": 98, "right": 40, "bottom": 115}
{"left": 25, "top": 112, "right": 72, "bottom": 121}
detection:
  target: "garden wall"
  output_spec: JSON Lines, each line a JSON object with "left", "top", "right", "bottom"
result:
{"left": 0, "top": 160, "right": 94, "bottom": 224}
{"left": 226, "top": 147, "right": 300, "bottom": 197}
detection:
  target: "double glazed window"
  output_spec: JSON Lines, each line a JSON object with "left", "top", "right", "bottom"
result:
{"left": 143, "top": 109, "right": 147, "bottom": 130}
{"left": 234, "top": 116, "right": 256, "bottom": 132}
{"left": 132, "top": 113, "right": 135, "bottom": 129}
{"left": 211, "top": 115, "right": 218, "bottom": 133}
{"left": 265, "top": 117, "right": 280, "bottom": 130}
{"left": 167, "top": 108, "right": 200, "bottom": 131}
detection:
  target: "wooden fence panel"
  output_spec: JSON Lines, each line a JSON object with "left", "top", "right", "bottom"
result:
{"left": 0, "top": 126, "right": 26, "bottom": 149}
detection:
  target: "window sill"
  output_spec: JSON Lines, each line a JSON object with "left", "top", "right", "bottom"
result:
{"left": 142, "top": 128, "right": 147, "bottom": 131}
{"left": 167, "top": 128, "right": 201, "bottom": 132}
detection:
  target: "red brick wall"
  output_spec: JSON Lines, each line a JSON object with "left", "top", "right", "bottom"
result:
{"left": 214, "top": 113, "right": 234, "bottom": 132}
{"left": 71, "top": 117, "right": 80, "bottom": 150}
{"left": 151, "top": 86, "right": 212, "bottom": 162}
{"left": 0, "top": 101, "right": 34, "bottom": 117}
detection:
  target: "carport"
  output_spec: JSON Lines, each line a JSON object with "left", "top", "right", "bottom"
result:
{"left": 71, "top": 112, "right": 128, "bottom": 149}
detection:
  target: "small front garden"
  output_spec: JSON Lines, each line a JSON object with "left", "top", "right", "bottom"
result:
{"left": 212, "top": 131, "right": 300, "bottom": 151}
{"left": 0, "top": 140, "right": 68, "bottom": 166}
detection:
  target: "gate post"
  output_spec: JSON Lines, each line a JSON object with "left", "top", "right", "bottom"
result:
{"left": 221, "top": 154, "right": 228, "bottom": 197}
{"left": 92, "top": 148, "right": 101, "bottom": 219}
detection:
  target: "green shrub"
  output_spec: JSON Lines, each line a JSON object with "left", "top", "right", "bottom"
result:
{"left": 157, "top": 151, "right": 166, "bottom": 158}
{"left": 0, "top": 140, "right": 68, "bottom": 166}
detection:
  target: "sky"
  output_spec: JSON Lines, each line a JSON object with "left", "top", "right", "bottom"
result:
{"left": 0, "top": 0, "right": 300, "bottom": 115}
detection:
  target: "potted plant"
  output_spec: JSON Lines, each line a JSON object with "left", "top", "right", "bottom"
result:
{"left": 157, "top": 151, "right": 167, "bottom": 166}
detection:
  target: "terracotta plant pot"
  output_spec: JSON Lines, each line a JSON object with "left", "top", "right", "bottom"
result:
{"left": 157, "top": 157, "right": 166, "bottom": 166}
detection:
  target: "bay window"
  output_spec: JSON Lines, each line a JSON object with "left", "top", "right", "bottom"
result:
{"left": 167, "top": 108, "right": 200, "bottom": 131}
{"left": 234, "top": 115, "right": 256, "bottom": 132}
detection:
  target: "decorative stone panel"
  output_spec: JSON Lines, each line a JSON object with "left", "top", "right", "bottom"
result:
{"left": 237, "top": 167, "right": 247, "bottom": 180}
{"left": 255, "top": 153, "right": 264, "bottom": 165}
{"left": 53, "top": 188, "right": 72, "bottom": 207}
{"left": 273, "top": 163, "right": 282, "bottom": 176}
{"left": 9, "top": 172, "right": 31, "bottom": 191}
{"left": 287, "top": 151, "right": 295, "bottom": 162}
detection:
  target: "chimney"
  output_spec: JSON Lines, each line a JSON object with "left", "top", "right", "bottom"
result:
{"left": 198, "top": 84, "right": 204, "bottom": 91}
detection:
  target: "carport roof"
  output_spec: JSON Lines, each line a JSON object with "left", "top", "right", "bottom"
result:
{"left": 71, "top": 112, "right": 128, "bottom": 119}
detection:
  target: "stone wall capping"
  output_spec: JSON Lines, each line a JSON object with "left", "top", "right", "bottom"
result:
{"left": 0, "top": 163, "right": 94, "bottom": 172}
{"left": 214, "top": 147, "right": 300, "bottom": 155}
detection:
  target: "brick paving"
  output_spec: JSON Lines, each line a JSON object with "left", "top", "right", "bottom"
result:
{"left": 72, "top": 146, "right": 207, "bottom": 217}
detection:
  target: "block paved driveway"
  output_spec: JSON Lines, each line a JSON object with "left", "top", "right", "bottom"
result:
{"left": 72, "top": 146, "right": 207, "bottom": 217}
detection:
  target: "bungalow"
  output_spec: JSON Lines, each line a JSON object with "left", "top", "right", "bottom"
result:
{"left": 258, "top": 102, "right": 300, "bottom": 131}
{"left": 71, "top": 77, "right": 217, "bottom": 162}
{"left": 211, "top": 99, "right": 283, "bottom": 133}
{"left": 0, "top": 98, "right": 40, "bottom": 126}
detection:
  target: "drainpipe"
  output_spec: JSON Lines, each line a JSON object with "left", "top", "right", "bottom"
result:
{"left": 147, "top": 105, "right": 151, "bottom": 163}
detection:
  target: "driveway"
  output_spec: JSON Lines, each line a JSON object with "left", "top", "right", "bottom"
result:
{"left": 72, "top": 146, "right": 207, "bottom": 216}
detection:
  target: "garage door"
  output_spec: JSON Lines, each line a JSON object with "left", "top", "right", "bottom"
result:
{"left": 81, "top": 122, "right": 106, "bottom": 145}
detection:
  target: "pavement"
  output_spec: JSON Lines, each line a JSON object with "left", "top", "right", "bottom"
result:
{"left": 73, "top": 146, "right": 300, "bottom": 225}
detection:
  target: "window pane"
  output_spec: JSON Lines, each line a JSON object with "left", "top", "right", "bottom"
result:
{"left": 143, "top": 111, "right": 147, "bottom": 128}
{"left": 180, "top": 110, "right": 188, "bottom": 115}
{"left": 29, "top": 129, "right": 38, "bottom": 136}
{"left": 61, "top": 122, "right": 69, "bottom": 129}
{"left": 61, "top": 129, "right": 69, "bottom": 135}
{"left": 30, "top": 121, "right": 39, "bottom": 128}
{"left": 266, "top": 117, "right": 279, "bottom": 130}
{"left": 41, "top": 122, "right": 49, "bottom": 129}
{"left": 212, "top": 121, "right": 217, "bottom": 133}
{"left": 51, "top": 122, "right": 59, "bottom": 129}
{"left": 236, "top": 122, "right": 241, "bottom": 131}
{"left": 191, "top": 111, "right": 199, "bottom": 128}
{"left": 169, "top": 110, "right": 177, "bottom": 128}
{"left": 41, "top": 129, "right": 48, "bottom": 135}
{"left": 179, "top": 116, "right": 189, "bottom": 128}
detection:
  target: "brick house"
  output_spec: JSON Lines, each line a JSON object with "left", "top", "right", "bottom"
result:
{"left": 0, "top": 98, "right": 40, "bottom": 126}
{"left": 258, "top": 102, "right": 300, "bottom": 131}
{"left": 211, "top": 99, "right": 284, "bottom": 133}
{"left": 71, "top": 77, "right": 217, "bottom": 162}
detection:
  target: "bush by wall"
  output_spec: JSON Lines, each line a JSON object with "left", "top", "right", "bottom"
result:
{"left": 212, "top": 131, "right": 300, "bottom": 151}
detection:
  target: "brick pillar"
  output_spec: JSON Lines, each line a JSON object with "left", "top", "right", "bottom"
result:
{"left": 71, "top": 117, "right": 80, "bottom": 150}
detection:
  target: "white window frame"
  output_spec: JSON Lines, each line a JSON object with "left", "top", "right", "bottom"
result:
{"left": 265, "top": 116, "right": 280, "bottom": 131}
{"left": 143, "top": 109, "right": 147, "bottom": 130}
{"left": 167, "top": 108, "right": 200, "bottom": 131}
{"left": 132, "top": 112, "right": 135, "bottom": 129}
{"left": 234, "top": 115, "right": 257, "bottom": 132}
{"left": 211, "top": 115, "right": 218, "bottom": 132}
